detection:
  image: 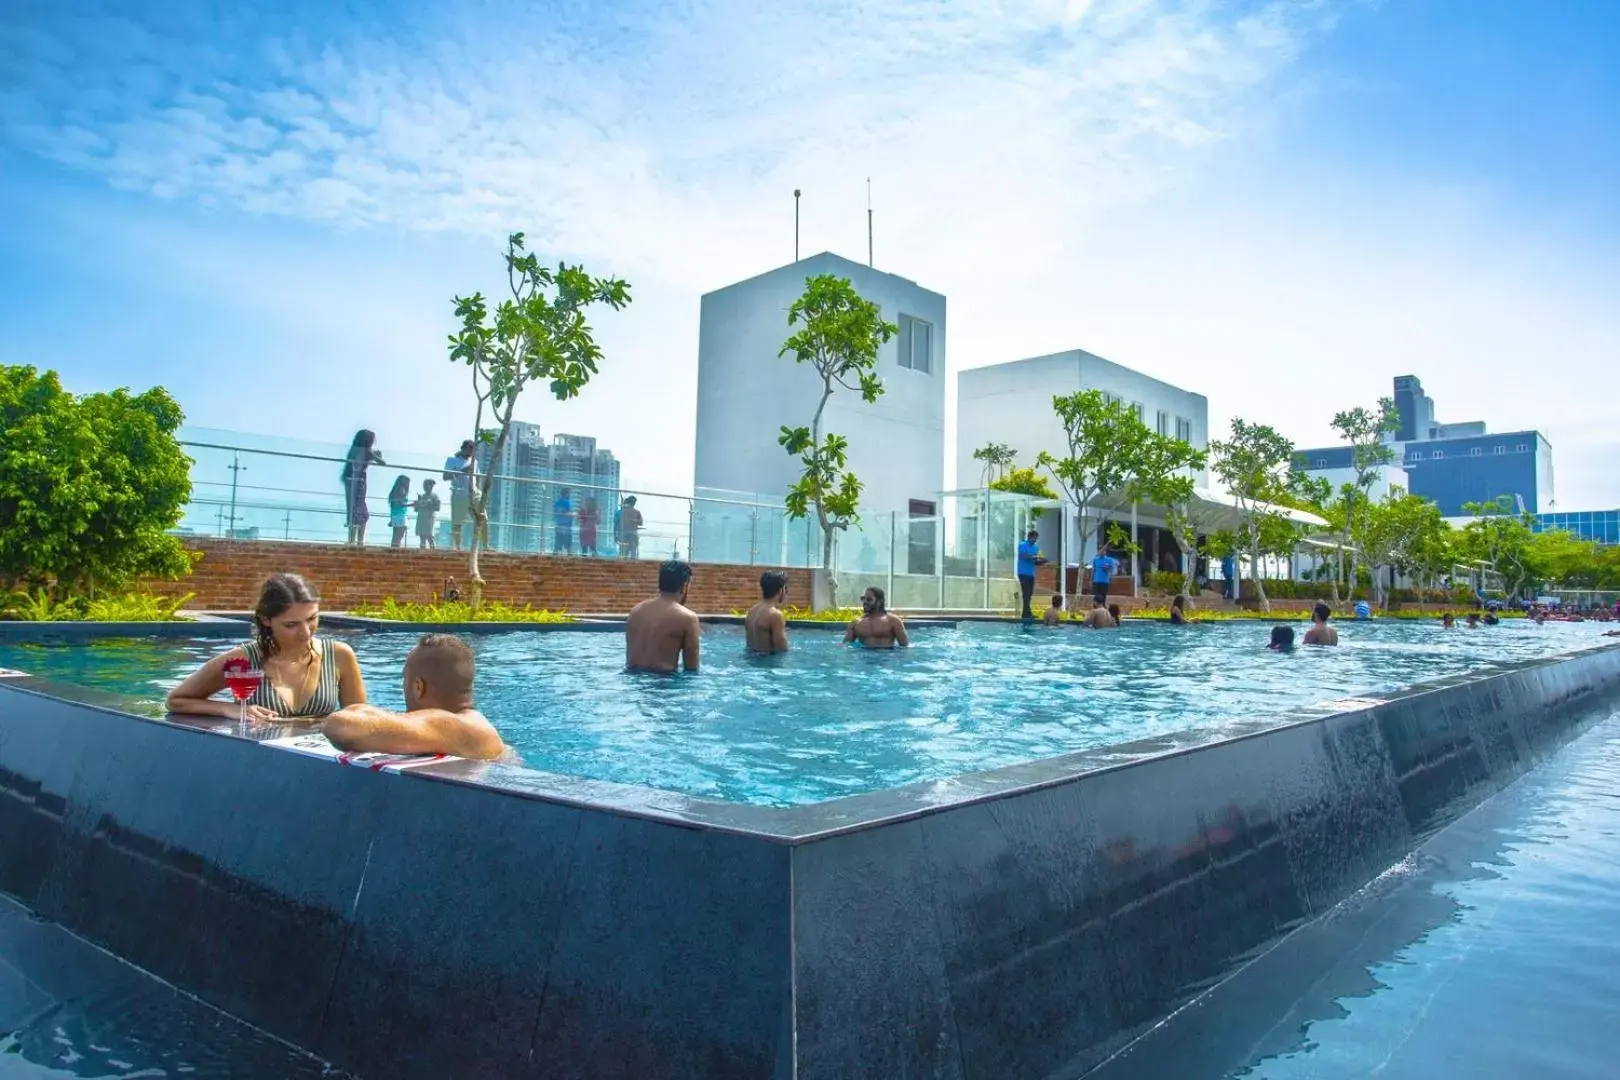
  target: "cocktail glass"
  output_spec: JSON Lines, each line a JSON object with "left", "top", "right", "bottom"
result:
{"left": 223, "top": 669, "right": 264, "bottom": 734}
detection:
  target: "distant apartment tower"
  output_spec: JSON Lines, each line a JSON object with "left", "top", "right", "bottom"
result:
{"left": 693, "top": 252, "right": 946, "bottom": 520}
{"left": 475, "top": 422, "right": 622, "bottom": 553}
{"left": 1296, "top": 375, "right": 1553, "bottom": 516}
{"left": 955, "top": 349, "right": 1211, "bottom": 496}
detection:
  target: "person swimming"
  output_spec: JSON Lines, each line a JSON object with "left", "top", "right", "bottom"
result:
{"left": 1441, "top": 612, "right": 1456, "bottom": 628}
{"left": 626, "top": 560, "right": 701, "bottom": 673}
{"left": 1081, "top": 599, "right": 1116, "bottom": 629}
{"left": 745, "top": 570, "right": 790, "bottom": 654}
{"left": 1466, "top": 612, "right": 1481, "bottom": 628}
{"left": 1302, "top": 602, "right": 1339, "bottom": 646}
{"left": 1267, "top": 625, "right": 1296, "bottom": 651}
{"left": 1107, "top": 603, "right": 1122, "bottom": 627}
{"left": 323, "top": 633, "right": 505, "bottom": 760}
{"left": 845, "top": 586, "right": 909, "bottom": 648}
{"left": 1043, "top": 594, "right": 1064, "bottom": 626}
{"left": 1169, "top": 594, "right": 1189, "bottom": 625}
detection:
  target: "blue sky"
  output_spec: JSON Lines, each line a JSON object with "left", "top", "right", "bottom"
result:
{"left": 2, "top": 0, "right": 1617, "bottom": 508}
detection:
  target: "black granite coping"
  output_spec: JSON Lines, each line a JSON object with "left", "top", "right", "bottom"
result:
{"left": 6, "top": 640, "right": 1618, "bottom": 847}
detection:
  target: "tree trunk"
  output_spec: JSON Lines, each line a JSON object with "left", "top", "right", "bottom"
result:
{"left": 1249, "top": 525, "right": 1270, "bottom": 613}
{"left": 820, "top": 517, "right": 838, "bottom": 611}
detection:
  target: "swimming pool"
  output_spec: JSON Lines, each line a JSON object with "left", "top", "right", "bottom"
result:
{"left": 1089, "top": 705, "right": 1620, "bottom": 1080}
{"left": 0, "top": 619, "right": 1611, "bottom": 806}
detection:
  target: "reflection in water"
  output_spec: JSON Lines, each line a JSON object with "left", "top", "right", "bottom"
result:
{"left": 0, "top": 898, "right": 350, "bottom": 1079}
{"left": 1088, "top": 709, "right": 1620, "bottom": 1080}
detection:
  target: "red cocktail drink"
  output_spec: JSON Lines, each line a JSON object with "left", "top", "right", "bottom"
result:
{"left": 222, "top": 658, "right": 264, "bottom": 732}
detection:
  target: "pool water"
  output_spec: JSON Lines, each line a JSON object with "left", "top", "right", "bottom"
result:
{"left": 0, "top": 620, "right": 1611, "bottom": 807}
{"left": 1093, "top": 706, "right": 1620, "bottom": 1080}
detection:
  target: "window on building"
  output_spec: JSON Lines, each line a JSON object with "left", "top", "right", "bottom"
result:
{"left": 1516, "top": 442, "right": 1528, "bottom": 453}
{"left": 1432, "top": 450, "right": 1443, "bottom": 460}
{"left": 1174, "top": 416, "right": 1192, "bottom": 442}
{"left": 1471, "top": 447, "right": 1482, "bottom": 457}
{"left": 896, "top": 315, "right": 932, "bottom": 373}
{"left": 1131, "top": 401, "right": 1145, "bottom": 422}
{"left": 1102, "top": 391, "right": 1122, "bottom": 408}
{"left": 1156, "top": 409, "right": 1169, "bottom": 436}
{"left": 1316, "top": 458, "right": 1327, "bottom": 467}
{"left": 1494, "top": 445, "right": 1506, "bottom": 455}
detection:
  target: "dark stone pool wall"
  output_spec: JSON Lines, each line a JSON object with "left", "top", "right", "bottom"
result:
{"left": 2, "top": 642, "right": 1618, "bottom": 1079}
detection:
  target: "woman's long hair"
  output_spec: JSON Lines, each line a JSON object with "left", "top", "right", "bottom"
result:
{"left": 342, "top": 430, "right": 377, "bottom": 484}
{"left": 254, "top": 573, "right": 320, "bottom": 659}
{"left": 389, "top": 474, "right": 411, "bottom": 503}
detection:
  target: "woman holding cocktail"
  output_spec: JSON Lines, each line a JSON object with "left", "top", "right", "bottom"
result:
{"left": 166, "top": 573, "right": 366, "bottom": 725}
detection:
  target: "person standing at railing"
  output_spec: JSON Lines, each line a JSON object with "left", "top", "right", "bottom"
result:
{"left": 341, "top": 430, "right": 385, "bottom": 546}
{"left": 413, "top": 479, "right": 441, "bottom": 549}
{"left": 387, "top": 475, "right": 411, "bottom": 549}
{"left": 579, "top": 496, "right": 600, "bottom": 556}
{"left": 443, "top": 440, "right": 477, "bottom": 551}
{"left": 553, "top": 486, "right": 575, "bottom": 554}
{"left": 616, "top": 495, "right": 643, "bottom": 559}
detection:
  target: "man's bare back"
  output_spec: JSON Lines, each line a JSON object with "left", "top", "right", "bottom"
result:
{"left": 627, "top": 596, "right": 700, "bottom": 673}
{"left": 745, "top": 601, "right": 788, "bottom": 654}
{"left": 1082, "top": 605, "right": 1116, "bottom": 629}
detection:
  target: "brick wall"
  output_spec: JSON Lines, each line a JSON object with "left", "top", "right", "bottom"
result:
{"left": 148, "top": 539, "right": 815, "bottom": 615}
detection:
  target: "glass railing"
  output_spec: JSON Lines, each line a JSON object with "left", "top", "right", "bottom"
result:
{"left": 172, "top": 429, "right": 1046, "bottom": 601}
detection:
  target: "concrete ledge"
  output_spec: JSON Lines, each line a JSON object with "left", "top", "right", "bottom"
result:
{"left": 316, "top": 613, "right": 626, "bottom": 634}
{"left": 1, "top": 642, "right": 1617, "bottom": 1077}
{"left": 0, "top": 615, "right": 248, "bottom": 642}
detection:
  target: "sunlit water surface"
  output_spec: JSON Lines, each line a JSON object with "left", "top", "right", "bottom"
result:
{"left": 1, "top": 619, "right": 1611, "bottom": 806}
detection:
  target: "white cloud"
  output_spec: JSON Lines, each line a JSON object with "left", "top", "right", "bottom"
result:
{"left": 3, "top": 0, "right": 1617, "bottom": 510}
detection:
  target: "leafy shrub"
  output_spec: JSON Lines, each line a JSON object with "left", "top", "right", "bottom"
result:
{"left": 1144, "top": 571, "right": 1185, "bottom": 596}
{"left": 350, "top": 597, "right": 576, "bottom": 623}
{"left": 0, "top": 366, "right": 194, "bottom": 599}
{"left": 730, "top": 604, "right": 861, "bottom": 623}
{"left": 1, "top": 589, "right": 194, "bottom": 622}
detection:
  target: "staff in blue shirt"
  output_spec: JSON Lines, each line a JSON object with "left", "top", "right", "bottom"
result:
{"left": 1016, "top": 529, "right": 1047, "bottom": 620}
{"left": 1090, "top": 548, "right": 1120, "bottom": 606}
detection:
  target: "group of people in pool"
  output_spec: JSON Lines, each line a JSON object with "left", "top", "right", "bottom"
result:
{"left": 162, "top": 561, "right": 908, "bottom": 760}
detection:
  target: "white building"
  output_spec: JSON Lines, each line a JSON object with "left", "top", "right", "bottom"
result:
{"left": 693, "top": 252, "right": 946, "bottom": 520}
{"left": 956, "top": 349, "right": 1209, "bottom": 493}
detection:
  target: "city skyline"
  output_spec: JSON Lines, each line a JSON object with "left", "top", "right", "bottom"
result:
{"left": 1, "top": 0, "right": 1616, "bottom": 509}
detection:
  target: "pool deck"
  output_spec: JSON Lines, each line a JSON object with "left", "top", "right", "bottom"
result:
{"left": 2, "top": 634, "right": 1618, "bottom": 1078}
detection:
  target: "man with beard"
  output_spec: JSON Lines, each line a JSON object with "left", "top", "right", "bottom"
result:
{"left": 844, "top": 586, "right": 910, "bottom": 648}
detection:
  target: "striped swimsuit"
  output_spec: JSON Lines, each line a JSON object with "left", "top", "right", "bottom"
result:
{"left": 241, "top": 637, "right": 342, "bottom": 719}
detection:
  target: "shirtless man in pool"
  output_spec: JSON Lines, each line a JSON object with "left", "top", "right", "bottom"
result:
{"left": 844, "top": 586, "right": 909, "bottom": 648}
{"left": 626, "top": 559, "right": 701, "bottom": 673}
{"left": 744, "top": 570, "right": 790, "bottom": 654}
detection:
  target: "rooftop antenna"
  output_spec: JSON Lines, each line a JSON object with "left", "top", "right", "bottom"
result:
{"left": 793, "top": 189, "right": 801, "bottom": 263}
{"left": 866, "top": 178, "right": 874, "bottom": 267}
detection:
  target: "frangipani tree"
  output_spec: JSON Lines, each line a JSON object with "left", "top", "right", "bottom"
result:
{"left": 448, "top": 232, "right": 631, "bottom": 610}
{"left": 972, "top": 442, "right": 1017, "bottom": 487}
{"left": 1211, "top": 419, "right": 1301, "bottom": 613}
{"left": 777, "top": 274, "right": 897, "bottom": 609}
{"left": 1325, "top": 398, "right": 1401, "bottom": 602}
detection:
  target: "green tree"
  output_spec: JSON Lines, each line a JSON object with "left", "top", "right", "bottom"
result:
{"left": 1319, "top": 398, "right": 1400, "bottom": 603}
{"left": 1457, "top": 497, "right": 1537, "bottom": 599}
{"left": 777, "top": 274, "right": 898, "bottom": 608}
{"left": 1130, "top": 436, "right": 1212, "bottom": 599}
{"left": 1036, "top": 390, "right": 1201, "bottom": 567}
{"left": 1210, "top": 419, "right": 1301, "bottom": 612}
{"left": 1360, "top": 491, "right": 1450, "bottom": 606}
{"left": 972, "top": 442, "right": 1018, "bottom": 486}
{"left": 449, "top": 233, "right": 631, "bottom": 609}
{"left": 0, "top": 365, "right": 193, "bottom": 602}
